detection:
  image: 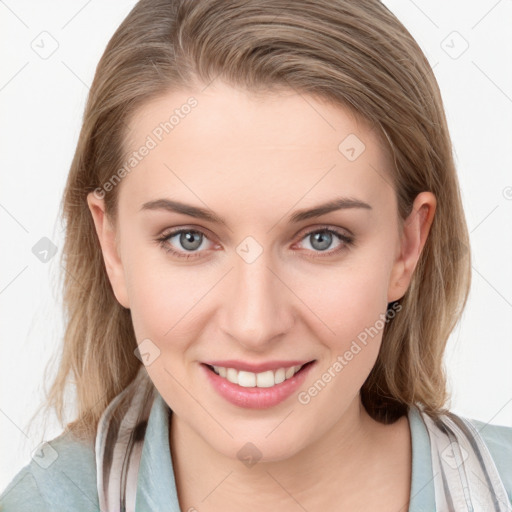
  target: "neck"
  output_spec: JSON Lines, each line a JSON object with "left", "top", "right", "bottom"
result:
{"left": 168, "top": 396, "right": 411, "bottom": 512}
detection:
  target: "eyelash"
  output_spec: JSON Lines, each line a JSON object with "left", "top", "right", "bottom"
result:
{"left": 155, "top": 226, "right": 354, "bottom": 260}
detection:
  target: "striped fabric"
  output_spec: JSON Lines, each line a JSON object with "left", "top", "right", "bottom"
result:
{"left": 424, "top": 412, "right": 511, "bottom": 511}
{"left": 95, "top": 365, "right": 511, "bottom": 511}
{"left": 95, "top": 367, "right": 156, "bottom": 512}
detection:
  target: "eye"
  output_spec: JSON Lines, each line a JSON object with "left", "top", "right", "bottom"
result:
{"left": 295, "top": 227, "right": 354, "bottom": 257}
{"left": 156, "top": 228, "right": 215, "bottom": 259}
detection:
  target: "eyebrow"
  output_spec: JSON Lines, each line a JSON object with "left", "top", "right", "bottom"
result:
{"left": 140, "top": 197, "right": 372, "bottom": 224}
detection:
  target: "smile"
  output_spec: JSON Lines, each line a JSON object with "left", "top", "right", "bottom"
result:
{"left": 201, "top": 360, "right": 317, "bottom": 409}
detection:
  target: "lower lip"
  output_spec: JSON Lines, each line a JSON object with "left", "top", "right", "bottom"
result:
{"left": 201, "top": 361, "right": 316, "bottom": 409}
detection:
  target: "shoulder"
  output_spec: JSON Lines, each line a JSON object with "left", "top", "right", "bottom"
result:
{"left": 0, "top": 429, "right": 100, "bottom": 512}
{"left": 467, "top": 416, "right": 512, "bottom": 501}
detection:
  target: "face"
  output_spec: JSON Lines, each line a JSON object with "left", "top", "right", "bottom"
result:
{"left": 88, "top": 81, "right": 435, "bottom": 463}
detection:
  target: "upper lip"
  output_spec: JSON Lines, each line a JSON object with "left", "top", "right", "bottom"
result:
{"left": 202, "top": 360, "right": 315, "bottom": 373}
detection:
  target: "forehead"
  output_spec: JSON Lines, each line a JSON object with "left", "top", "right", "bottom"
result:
{"left": 119, "top": 81, "right": 395, "bottom": 221}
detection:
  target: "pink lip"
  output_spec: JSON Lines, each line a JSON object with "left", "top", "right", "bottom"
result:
{"left": 202, "top": 359, "right": 313, "bottom": 373}
{"left": 201, "top": 361, "right": 316, "bottom": 409}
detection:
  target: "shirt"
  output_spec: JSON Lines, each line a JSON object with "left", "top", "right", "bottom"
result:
{"left": 1, "top": 390, "right": 511, "bottom": 511}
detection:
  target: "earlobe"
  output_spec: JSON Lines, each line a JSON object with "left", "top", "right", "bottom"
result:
{"left": 387, "top": 192, "right": 436, "bottom": 303}
{"left": 86, "top": 192, "right": 130, "bottom": 309}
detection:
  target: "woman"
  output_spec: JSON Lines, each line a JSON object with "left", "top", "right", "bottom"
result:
{"left": 1, "top": 0, "right": 511, "bottom": 511}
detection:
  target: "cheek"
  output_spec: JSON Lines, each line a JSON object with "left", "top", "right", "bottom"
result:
{"left": 125, "top": 259, "right": 205, "bottom": 405}
{"left": 126, "top": 259, "right": 203, "bottom": 341}
{"left": 293, "top": 268, "right": 390, "bottom": 411}
{"left": 296, "top": 256, "right": 391, "bottom": 342}
{"left": 291, "top": 255, "right": 393, "bottom": 400}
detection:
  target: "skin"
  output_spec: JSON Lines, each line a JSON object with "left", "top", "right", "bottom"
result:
{"left": 88, "top": 80, "right": 436, "bottom": 511}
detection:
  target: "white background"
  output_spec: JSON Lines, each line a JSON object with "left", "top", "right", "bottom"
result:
{"left": 1, "top": 0, "right": 511, "bottom": 492}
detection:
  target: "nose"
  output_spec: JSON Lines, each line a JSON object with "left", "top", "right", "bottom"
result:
{"left": 218, "top": 249, "right": 295, "bottom": 352}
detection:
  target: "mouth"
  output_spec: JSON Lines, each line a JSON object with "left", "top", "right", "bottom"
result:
{"left": 202, "top": 360, "right": 316, "bottom": 388}
{"left": 201, "top": 359, "right": 317, "bottom": 409}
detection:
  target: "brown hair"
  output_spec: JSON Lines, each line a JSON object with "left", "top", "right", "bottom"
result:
{"left": 29, "top": 0, "right": 471, "bottom": 442}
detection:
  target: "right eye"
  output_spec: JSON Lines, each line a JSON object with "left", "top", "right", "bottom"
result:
{"left": 156, "top": 228, "right": 216, "bottom": 259}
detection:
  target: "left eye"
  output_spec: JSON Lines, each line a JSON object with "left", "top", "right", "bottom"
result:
{"left": 295, "top": 228, "right": 354, "bottom": 255}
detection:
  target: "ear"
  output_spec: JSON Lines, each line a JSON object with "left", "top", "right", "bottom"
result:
{"left": 387, "top": 191, "right": 436, "bottom": 303}
{"left": 87, "top": 192, "right": 130, "bottom": 308}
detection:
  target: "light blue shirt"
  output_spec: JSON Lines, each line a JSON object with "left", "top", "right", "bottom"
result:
{"left": 1, "top": 392, "right": 511, "bottom": 511}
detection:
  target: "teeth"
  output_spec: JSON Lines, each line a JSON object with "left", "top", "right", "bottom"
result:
{"left": 211, "top": 364, "right": 305, "bottom": 387}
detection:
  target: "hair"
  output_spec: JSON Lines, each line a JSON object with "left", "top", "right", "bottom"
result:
{"left": 29, "top": 0, "right": 471, "bottom": 442}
